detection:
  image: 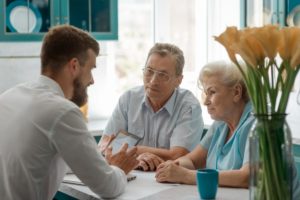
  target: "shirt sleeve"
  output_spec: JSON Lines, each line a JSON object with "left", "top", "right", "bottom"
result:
{"left": 200, "top": 122, "right": 216, "bottom": 150}
{"left": 242, "top": 137, "right": 250, "bottom": 165}
{"left": 170, "top": 104, "right": 204, "bottom": 151}
{"left": 103, "top": 93, "right": 128, "bottom": 137}
{"left": 50, "top": 108, "right": 127, "bottom": 199}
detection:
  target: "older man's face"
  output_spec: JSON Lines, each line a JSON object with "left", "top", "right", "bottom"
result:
{"left": 143, "top": 53, "right": 182, "bottom": 107}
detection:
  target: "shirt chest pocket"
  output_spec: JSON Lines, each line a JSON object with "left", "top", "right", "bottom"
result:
{"left": 157, "top": 130, "right": 172, "bottom": 149}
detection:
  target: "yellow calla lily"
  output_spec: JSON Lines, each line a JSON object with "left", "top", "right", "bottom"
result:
{"left": 214, "top": 26, "right": 240, "bottom": 63}
{"left": 215, "top": 25, "right": 300, "bottom": 200}
{"left": 251, "top": 25, "right": 280, "bottom": 61}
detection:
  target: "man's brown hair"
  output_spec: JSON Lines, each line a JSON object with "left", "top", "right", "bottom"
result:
{"left": 41, "top": 25, "right": 99, "bottom": 73}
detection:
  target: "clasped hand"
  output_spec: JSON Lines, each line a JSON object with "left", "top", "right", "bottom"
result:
{"left": 135, "top": 152, "right": 164, "bottom": 171}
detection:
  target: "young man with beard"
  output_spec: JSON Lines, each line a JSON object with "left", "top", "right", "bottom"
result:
{"left": 0, "top": 25, "right": 138, "bottom": 200}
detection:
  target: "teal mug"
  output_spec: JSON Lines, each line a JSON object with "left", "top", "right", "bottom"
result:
{"left": 196, "top": 169, "right": 219, "bottom": 199}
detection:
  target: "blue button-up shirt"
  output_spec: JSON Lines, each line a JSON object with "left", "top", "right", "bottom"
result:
{"left": 104, "top": 86, "right": 204, "bottom": 151}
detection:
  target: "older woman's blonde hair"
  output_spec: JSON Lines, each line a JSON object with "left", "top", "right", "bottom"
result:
{"left": 198, "top": 60, "right": 249, "bottom": 102}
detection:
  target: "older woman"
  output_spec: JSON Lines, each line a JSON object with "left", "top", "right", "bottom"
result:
{"left": 155, "top": 60, "right": 254, "bottom": 188}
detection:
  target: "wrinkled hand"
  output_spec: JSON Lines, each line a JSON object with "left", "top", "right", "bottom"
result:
{"left": 105, "top": 143, "right": 139, "bottom": 174}
{"left": 98, "top": 134, "right": 116, "bottom": 154}
{"left": 155, "top": 160, "right": 186, "bottom": 183}
{"left": 135, "top": 152, "right": 164, "bottom": 171}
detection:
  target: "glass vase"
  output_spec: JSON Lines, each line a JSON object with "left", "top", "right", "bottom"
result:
{"left": 249, "top": 114, "right": 293, "bottom": 200}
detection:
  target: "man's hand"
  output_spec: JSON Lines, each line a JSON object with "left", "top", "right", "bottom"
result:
{"left": 135, "top": 152, "right": 164, "bottom": 171}
{"left": 98, "top": 135, "right": 115, "bottom": 154}
{"left": 105, "top": 143, "right": 139, "bottom": 174}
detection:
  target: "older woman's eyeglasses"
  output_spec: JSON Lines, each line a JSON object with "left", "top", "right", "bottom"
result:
{"left": 142, "top": 68, "right": 171, "bottom": 82}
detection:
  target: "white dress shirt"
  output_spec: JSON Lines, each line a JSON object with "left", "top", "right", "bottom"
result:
{"left": 0, "top": 75, "right": 126, "bottom": 200}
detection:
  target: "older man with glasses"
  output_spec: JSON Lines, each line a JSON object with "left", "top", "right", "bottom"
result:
{"left": 99, "top": 43, "right": 204, "bottom": 171}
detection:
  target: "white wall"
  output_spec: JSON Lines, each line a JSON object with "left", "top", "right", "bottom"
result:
{"left": 0, "top": 42, "right": 41, "bottom": 93}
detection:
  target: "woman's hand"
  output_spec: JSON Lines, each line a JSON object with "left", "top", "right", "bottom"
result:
{"left": 155, "top": 160, "right": 192, "bottom": 184}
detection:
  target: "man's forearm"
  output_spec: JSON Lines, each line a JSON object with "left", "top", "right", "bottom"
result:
{"left": 137, "top": 145, "right": 188, "bottom": 160}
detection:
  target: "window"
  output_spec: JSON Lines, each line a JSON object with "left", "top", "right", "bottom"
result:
{"left": 88, "top": 0, "right": 242, "bottom": 126}
{"left": 88, "top": 0, "right": 154, "bottom": 118}
{"left": 0, "top": 0, "right": 118, "bottom": 41}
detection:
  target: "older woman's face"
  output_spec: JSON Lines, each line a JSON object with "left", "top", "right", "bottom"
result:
{"left": 202, "top": 76, "right": 237, "bottom": 121}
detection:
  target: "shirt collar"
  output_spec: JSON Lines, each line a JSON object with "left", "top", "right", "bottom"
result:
{"left": 236, "top": 101, "right": 252, "bottom": 128}
{"left": 218, "top": 101, "right": 253, "bottom": 148}
{"left": 143, "top": 88, "right": 178, "bottom": 115}
{"left": 38, "top": 75, "right": 65, "bottom": 97}
{"left": 164, "top": 89, "right": 177, "bottom": 115}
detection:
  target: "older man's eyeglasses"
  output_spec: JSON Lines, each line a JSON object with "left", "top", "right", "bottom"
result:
{"left": 143, "top": 68, "right": 171, "bottom": 82}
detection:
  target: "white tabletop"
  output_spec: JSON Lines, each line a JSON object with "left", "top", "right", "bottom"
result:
{"left": 59, "top": 170, "right": 249, "bottom": 200}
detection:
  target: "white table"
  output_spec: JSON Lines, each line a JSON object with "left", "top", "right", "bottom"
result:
{"left": 59, "top": 170, "right": 249, "bottom": 200}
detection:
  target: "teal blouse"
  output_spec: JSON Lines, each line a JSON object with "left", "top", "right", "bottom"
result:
{"left": 200, "top": 102, "right": 254, "bottom": 170}
{"left": 199, "top": 101, "right": 300, "bottom": 199}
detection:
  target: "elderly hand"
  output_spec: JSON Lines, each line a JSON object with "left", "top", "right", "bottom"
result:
{"left": 135, "top": 152, "right": 164, "bottom": 171}
{"left": 105, "top": 143, "right": 139, "bottom": 174}
{"left": 155, "top": 160, "right": 188, "bottom": 183}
